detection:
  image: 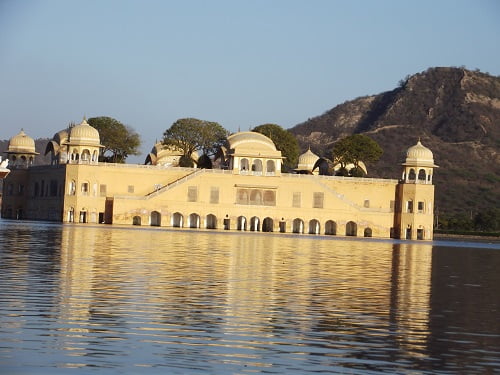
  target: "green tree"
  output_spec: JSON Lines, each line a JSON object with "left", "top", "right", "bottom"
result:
{"left": 252, "top": 123, "right": 300, "bottom": 170}
{"left": 87, "top": 116, "right": 141, "bottom": 163}
{"left": 162, "top": 118, "right": 228, "bottom": 167}
{"left": 333, "top": 134, "right": 383, "bottom": 176}
{"left": 474, "top": 208, "right": 500, "bottom": 232}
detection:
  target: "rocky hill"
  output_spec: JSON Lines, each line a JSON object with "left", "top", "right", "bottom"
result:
{"left": 290, "top": 67, "right": 500, "bottom": 217}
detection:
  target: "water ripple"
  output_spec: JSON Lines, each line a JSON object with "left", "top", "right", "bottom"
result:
{"left": 0, "top": 221, "right": 499, "bottom": 374}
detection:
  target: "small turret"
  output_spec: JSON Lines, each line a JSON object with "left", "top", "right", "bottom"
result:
{"left": 4, "top": 129, "right": 39, "bottom": 168}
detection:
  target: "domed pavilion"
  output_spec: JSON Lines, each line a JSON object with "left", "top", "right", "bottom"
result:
{"left": 5, "top": 129, "right": 39, "bottom": 168}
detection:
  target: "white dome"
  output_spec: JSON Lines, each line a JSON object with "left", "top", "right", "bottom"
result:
{"left": 69, "top": 119, "right": 101, "bottom": 146}
{"left": 297, "top": 148, "right": 319, "bottom": 170}
{"left": 8, "top": 129, "right": 36, "bottom": 154}
{"left": 227, "top": 132, "right": 277, "bottom": 152}
{"left": 404, "top": 140, "right": 437, "bottom": 167}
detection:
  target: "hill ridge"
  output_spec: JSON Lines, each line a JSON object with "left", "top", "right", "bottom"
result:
{"left": 290, "top": 67, "right": 500, "bottom": 216}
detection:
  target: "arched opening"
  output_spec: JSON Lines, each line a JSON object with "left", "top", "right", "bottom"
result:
{"left": 240, "top": 158, "right": 249, "bottom": 172}
{"left": 133, "top": 216, "right": 141, "bottom": 225}
{"left": 67, "top": 207, "right": 74, "bottom": 223}
{"left": 325, "top": 220, "right": 337, "bottom": 235}
{"left": 172, "top": 212, "right": 183, "bottom": 228}
{"left": 417, "top": 227, "right": 424, "bottom": 240}
{"left": 68, "top": 180, "right": 76, "bottom": 195}
{"left": 418, "top": 169, "right": 426, "bottom": 182}
{"left": 189, "top": 213, "right": 200, "bottom": 228}
{"left": 250, "top": 216, "right": 260, "bottom": 231}
{"left": 266, "top": 160, "right": 276, "bottom": 174}
{"left": 206, "top": 214, "right": 217, "bottom": 229}
{"left": 292, "top": 218, "right": 304, "bottom": 234}
{"left": 92, "top": 150, "right": 98, "bottom": 162}
{"left": 151, "top": 211, "right": 161, "bottom": 226}
{"left": 309, "top": 219, "right": 320, "bottom": 234}
{"left": 251, "top": 159, "right": 263, "bottom": 175}
{"left": 364, "top": 227, "right": 372, "bottom": 237}
{"left": 346, "top": 221, "right": 357, "bottom": 236}
{"left": 408, "top": 168, "right": 416, "bottom": 182}
{"left": 250, "top": 190, "right": 262, "bottom": 205}
{"left": 262, "top": 217, "right": 273, "bottom": 232}
{"left": 237, "top": 189, "right": 249, "bottom": 204}
{"left": 237, "top": 216, "right": 247, "bottom": 231}
{"left": 263, "top": 190, "right": 276, "bottom": 206}
{"left": 81, "top": 149, "right": 91, "bottom": 163}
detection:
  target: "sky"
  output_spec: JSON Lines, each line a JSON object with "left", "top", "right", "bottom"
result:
{"left": 1, "top": 0, "right": 499, "bottom": 162}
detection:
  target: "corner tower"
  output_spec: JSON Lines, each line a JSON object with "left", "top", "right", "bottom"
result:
{"left": 395, "top": 140, "right": 438, "bottom": 240}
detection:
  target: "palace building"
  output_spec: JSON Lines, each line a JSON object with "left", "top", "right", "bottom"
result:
{"left": 1, "top": 120, "right": 438, "bottom": 240}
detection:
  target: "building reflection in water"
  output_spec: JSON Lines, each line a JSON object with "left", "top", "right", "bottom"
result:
{"left": 54, "top": 225, "right": 436, "bottom": 368}
{"left": 390, "top": 243, "right": 432, "bottom": 357}
{"left": 2, "top": 221, "right": 497, "bottom": 372}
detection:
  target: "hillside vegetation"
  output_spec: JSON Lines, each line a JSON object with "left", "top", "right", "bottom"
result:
{"left": 290, "top": 67, "right": 500, "bottom": 219}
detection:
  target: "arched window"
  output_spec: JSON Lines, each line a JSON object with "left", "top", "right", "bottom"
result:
{"left": 237, "top": 189, "right": 249, "bottom": 204}
{"left": 81, "top": 149, "right": 91, "bottom": 162}
{"left": 346, "top": 221, "right": 357, "bottom": 236}
{"left": 418, "top": 169, "right": 426, "bottom": 182}
{"left": 237, "top": 216, "right": 247, "bottom": 231}
{"left": 133, "top": 216, "right": 141, "bottom": 225}
{"left": 309, "top": 219, "right": 320, "bottom": 234}
{"left": 364, "top": 228, "right": 372, "bottom": 237}
{"left": 68, "top": 180, "right": 76, "bottom": 195}
{"left": 206, "top": 214, "right": 217, "bottom": 229}
{"left": 292, "top": 218, "right": 304, "bottom": 234}
{"left": 250, "top": 190, "right": 262, "bottom": 205}
{"left": 81, "top": 181, "right": 89, "bottom": 195}
{"left": 250, "top": 216, "right": 260, "bottom": 231}
{"left": 262, "top": 217, "right": 273, "bottom": 232}
{"left": 252, "top": 159, "right": 263, "bottom": 175}
{"left": 151, "top": 211, "right": 161, "bottom": 226}
{"left": 263, "top": 190, "right": 276, "bottom": 206}
{"left": 325, "top": 220, "right": 337, "bottom": 235}
{"left": 408, "top": 169, "right": 416, "bottom": 181}
{"left": 189, "top": 213, "right": 200, "bottom": 228}
{"left": 240, "top": 158, "right": 249, "bottom": 172}
{"left": 266, "top": 160, "right": 276, "bottom": 175}
{"left": 172, "top": 212, "right": 183, "bottom": 227}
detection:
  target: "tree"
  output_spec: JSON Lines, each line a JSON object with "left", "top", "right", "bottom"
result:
{"left": 252, "top": 123, "right": 300, "bottom": 170}
{"left": 333, "top": 134, "right": 383, "bottom": 176}
{"left": 474, "top": 208, "right": 500, "bottom": 232}
{"left": 162, "top": 118, "right": 228, "bottom": 167}
{"left": 87, "top": 116, "right": 141, "bottom": 163}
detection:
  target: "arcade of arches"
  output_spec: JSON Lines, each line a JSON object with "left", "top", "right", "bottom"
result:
{"left": 134, "top": 211, "right": 381, "bottom": 238}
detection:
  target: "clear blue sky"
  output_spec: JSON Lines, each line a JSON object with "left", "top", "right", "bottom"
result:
{"left": 1, "top": 0, "right": 499, "bottom": 161}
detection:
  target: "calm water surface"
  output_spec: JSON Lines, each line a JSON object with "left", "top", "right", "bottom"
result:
{"left": 0, "top": 220, "right": 499, "bottom": 374}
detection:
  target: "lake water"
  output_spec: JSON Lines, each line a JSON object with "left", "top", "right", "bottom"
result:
{"left": 0, "top": 220, "right": 499, "bottom": 374}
